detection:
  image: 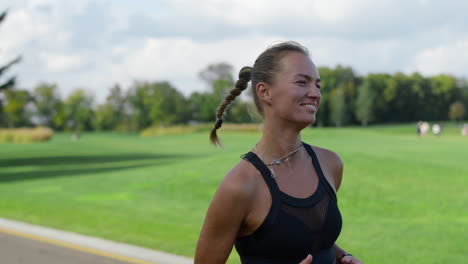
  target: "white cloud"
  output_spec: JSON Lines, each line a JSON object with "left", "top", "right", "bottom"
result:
{"left": 0, "top": 9, "right": 48, "bottom": 59}
{"left": 149, "top": 0, "right": 440, "bottom": 40}
{"left": 115, "top": 35, "right": 281, "bottom": 95}
{"left": 39, "top": 52, "right": 87, "bottom": 72}
{"left": 116, "top": 34, "right": 409, "bottom": 96}
{"left": 2, "top": 0, "right": 468, "bottom": 103}
{"left": 159, "top": 0, "right": 385, "bottom": 27}
{"left": 0, "top": 0, "right": 78, "bottom": 62}
{"left": 312, "top": 0, "right": 379, "bottom": 23}
{"left": 410, "top": 39, "right": 468, "bottom": 76}
{"left": 418, "top": 0, "right": 430, "bottom": 5}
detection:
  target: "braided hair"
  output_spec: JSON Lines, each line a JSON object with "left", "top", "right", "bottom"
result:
{"left": 210, "top": 66, "right": 252, "bottom": 145}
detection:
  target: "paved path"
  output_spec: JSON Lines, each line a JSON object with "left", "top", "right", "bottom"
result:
{"left": 0, "top": 218, "right": 193, "bottom": 264}
{"left": 0, "top": 232, "right": 133, "bottom": 264}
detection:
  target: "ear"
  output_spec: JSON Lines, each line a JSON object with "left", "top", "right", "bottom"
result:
{"left": 255, "top": 82, "right": 272, "bottom": 105}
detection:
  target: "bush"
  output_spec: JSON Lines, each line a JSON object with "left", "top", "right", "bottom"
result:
{"left": 0, "top": 127, "right": 54, "bottom": 143}
{"left": 140, "top": 125, "right": 205, "bottom": 137}
{"left": 140, "top": 123, "right": 262, "bottom": 138}
{"left": 220, "top": 123, "right": 263, "bottom": 133}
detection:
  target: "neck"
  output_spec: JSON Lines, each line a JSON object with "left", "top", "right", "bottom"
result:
{"left": 255, "top": 118, "right": 303, "bottom": 161}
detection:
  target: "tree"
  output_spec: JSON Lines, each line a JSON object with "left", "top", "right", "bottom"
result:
{"left": 407, "top": 72, "right": 431, "bottom": 121}
{"left": 106, "top": 84, "right": 126, "bottom": 130}
{"left": 428, "top": 74, "right": 459, "bottom": 121}
{"left": 126, "top": 81, "right": 189, "bottom": 130}
{"left": 3, "top": 89, "right": 31, "bottom": 127}
{"left": 198, "top": 63, "right": 234, "bottom": 86}
{"left": 53, "top": 101, "right": 67, "bottom": 131}
{"left": 384, "top": 73, "right": 419, "bottom": 122}
{"left": 355, "top": 78, "right": 375, "bottom": 126}
{"left": 0, "top": 10, "right": 21, "bottom": 127}
{"left": 329, "top": 85, "right": 346, "bottom": 127}
{"left": 126, "top": 82, "right": 151, "bottom": 130}
{"left": 91, "top": 84, "right": 128, "bottom": 131}
{"left": 228, "top": 101, "right": 255, "bottom": 123}
{"left": 31, "top": 83, "right": 61, "bottom": 127}
{"left": 0, "top": 10, "right": 21, "bottom": 92}
{"left": 316, "top": 65, "right": 357, "bottom": 126}
{"left": 64, "top": 89, "right": 94, "bottom": 134}
{"left": 147, "top": 82, "right": 189, "bottom": 126}
{"left": 460, "top": 79, "right": 468, "bottom": 118}
{"left": 92, "top": 103, "right": 116, "bottom": 131}
{"left": 189, "top": 92, "right": 218, "bottom": 122}
{"left": 190, "top": 63, "right": 240, "bottom": 123}
{"left": 449, "top": 101, "right": 465, "bottom": 122}
{"left": 316, "top": 66, "right": 335, "bottom": 126}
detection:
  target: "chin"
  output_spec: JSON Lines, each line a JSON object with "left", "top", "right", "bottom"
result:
{"left": 281, "top": 112, "right": 316, "bottom": 129}
{"left": 294, "top": 117, "right": 316, "bottom": 129}
{"left": 302, "top": 114, "right": 317, "bottom": 124}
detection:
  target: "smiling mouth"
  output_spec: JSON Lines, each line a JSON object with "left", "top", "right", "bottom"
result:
{"left": 300, "top": 103, "right": 317, "bottom": 111}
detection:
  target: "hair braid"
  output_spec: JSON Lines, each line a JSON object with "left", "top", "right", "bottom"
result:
{"left": 210, "top": 66, "right": 252, "bottom": 146}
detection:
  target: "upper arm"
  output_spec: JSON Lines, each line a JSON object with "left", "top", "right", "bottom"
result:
{"left": 195, "top": 167, "right": 254, "bottom": 264}
{"left": 314, "top": 147, "right": 344, "bottom": 192}
{"left": 330, "top": 152, "right": 344, "bottom": 192}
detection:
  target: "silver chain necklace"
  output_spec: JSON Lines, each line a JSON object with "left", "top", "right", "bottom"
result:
{"left": 255, "top": 143, "right": 304, "bottom": 178}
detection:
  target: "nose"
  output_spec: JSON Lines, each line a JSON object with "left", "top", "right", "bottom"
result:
{"left": 307, "top": 84, "right": 321, "bottom": 99}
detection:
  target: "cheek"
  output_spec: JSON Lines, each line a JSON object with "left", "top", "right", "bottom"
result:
{"left": 272, "top": 88, "right": 294, "bottom": 104}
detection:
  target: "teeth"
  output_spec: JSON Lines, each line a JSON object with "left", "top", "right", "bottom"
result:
{"left": 302, "top": 104, "right": 317, "bottom": 110}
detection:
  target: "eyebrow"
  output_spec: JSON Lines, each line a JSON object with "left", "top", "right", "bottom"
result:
{"left": 296, "top": 74, "right": 320, "bottom": 82}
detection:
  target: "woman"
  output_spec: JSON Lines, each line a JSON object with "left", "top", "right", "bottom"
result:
{"left": 195, "top": 41, "right": 363, "bottom": 264}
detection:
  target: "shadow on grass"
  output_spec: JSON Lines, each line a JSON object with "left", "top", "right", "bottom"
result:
{"left": 0, "top": 153, "right": 192, "bottom": 183}
{"left": 0, "top": 154, "right": 188, "bottom": 167}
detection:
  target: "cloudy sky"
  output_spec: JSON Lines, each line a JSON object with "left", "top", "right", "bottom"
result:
{"left": 1, "top": 0, "right": 467, "bottom": 102}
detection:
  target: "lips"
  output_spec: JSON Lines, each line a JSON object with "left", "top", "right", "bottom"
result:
{"left": 300, "top": 103, "right": 318, "bottom": 111}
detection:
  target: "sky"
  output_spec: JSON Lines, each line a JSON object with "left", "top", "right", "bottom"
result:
{"left": 1, "top": 0, "right": 467, "bottom": 103}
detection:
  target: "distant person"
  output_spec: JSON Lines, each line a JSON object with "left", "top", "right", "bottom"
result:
{"left": 195, "top": 42, "right": 363, "bottom": 264}
{"left": 416, "top": 121, "right": 422, "bottom": 136}
{"left": 432, "top": 124, "right": 441, "bottom": 136}
{"left": 462, "top": 124, "right": 468, "bottom": 136}
{"left": 420, "top": 122, "right": 430, "bottom": 136}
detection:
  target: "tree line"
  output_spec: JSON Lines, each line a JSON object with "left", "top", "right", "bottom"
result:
{"left": 1, "top": 9, "right": 467, "bottom": 132}
{"left": 317, "top": 66, "right": 467, "bottom": 126}
{"left": 0, "top": 62, "right": 467, "bottom": 133}
{"left": 0, "top": 63, "right": 257, "bottom": 132}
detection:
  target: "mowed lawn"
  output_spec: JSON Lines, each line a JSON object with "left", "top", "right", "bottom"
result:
{"left": 0, "top": 124, "right": 466, "bottom": 263}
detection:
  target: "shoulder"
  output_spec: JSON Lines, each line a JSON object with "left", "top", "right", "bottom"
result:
{"left": 313, "top": 146, "right": 343, "bottom": 170}
{"left": 215, "top": 158, "right": 262, "bottom": 206}
{"left": 201, "top": 158, "right": 262, "bottom": 231}
{"left": 310, "top": 145, "right": 343, "bottom": 166}
{"left": 195, "top": 158, "right": 261, "bottom": 263}
{"left": 309, "top": 145, "right": 344, "bottom": 192}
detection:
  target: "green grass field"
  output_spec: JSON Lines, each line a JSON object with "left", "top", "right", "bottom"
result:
{"left": 0, "top": 124, "right": 467, "bottom": 263}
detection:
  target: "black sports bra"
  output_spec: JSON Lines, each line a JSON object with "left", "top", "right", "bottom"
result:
{"left": 235, "top": 143, "right": 342, "bottom": 264}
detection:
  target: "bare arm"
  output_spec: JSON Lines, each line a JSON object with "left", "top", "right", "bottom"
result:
{"left": 321, "top": 150, "right": 363, "bottom": 264}
{"left": 195, "top": 168, "right": 254, "bottom": 264}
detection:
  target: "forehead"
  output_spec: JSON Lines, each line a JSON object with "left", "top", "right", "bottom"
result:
{"left": 279, "top": 52, "right": 319, "bottom": 78}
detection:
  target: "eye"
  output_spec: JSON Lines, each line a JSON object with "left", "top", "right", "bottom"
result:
{"left": 296, "top": 80, "right": 307, "bottom": 86}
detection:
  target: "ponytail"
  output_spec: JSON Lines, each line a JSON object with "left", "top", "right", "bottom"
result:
{"left": 210, "top": 66, "right": 252, "bottom": 146}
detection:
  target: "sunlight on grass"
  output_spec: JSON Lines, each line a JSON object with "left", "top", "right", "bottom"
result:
{"left": 0, "top": 124, "right": 467, "bottom": 263}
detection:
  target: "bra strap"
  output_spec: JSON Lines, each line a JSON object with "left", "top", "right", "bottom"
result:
{"left": 303, "top": 143, "right": 338, "bottom": 200}
{"left": 241, "top": 152, "right": 281, "bottom": 197}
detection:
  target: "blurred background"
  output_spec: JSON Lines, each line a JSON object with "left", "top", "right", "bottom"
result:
{"left": 0, "top": 1, "right": 467, "bottom": 263}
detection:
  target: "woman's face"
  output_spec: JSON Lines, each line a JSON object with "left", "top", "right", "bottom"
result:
{"left": 264, "top": 52, "right": 321, "bottom": 127}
